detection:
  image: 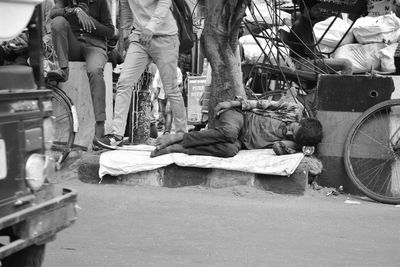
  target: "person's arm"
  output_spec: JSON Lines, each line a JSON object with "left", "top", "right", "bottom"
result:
{"left": 214, "top": 100, "right": 241, "bottom": 117}
{"left": 83, "top": 0, "right": 115, "bottom": 38}
{"left": 272, "top": 140, "right": 300, "bottom": 155}
{"left": 240, "top": 99, "right": 279, "bottom": 111}
{"left": 49, "top": 0, "right": 72, "bottom": 19}
{"left": 140, "top": 0, "right": 172, "bottom": 46}
{"left": 120, "top": 0, "right": 133, "bottom": 40}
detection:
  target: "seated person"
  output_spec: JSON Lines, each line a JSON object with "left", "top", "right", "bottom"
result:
{"left": 48, "top": 0, "right": 116, "bottom": 138}
{"left": 287, "top": 2, "right": 353, "bottom": 76}
{"left": 150, "top": 98, "right": 323, "bottom": 158}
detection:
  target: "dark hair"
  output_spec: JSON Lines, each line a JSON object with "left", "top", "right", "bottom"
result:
{"left": 294, "top": 118, "right": 323, "bottom": 147}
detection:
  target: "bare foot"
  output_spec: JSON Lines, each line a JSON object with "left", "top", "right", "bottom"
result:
{"left": 150, "top": 143, "right": 185, "bottom": 158}
{"left": 155, "top": 133, "right": 184, "bottom": 150}
{"left": 150, "top": 147, "right": 169, "bottom": 158}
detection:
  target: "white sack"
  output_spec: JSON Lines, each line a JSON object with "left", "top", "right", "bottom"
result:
{"left": 245, "top": 2, "right": 291, "bottom": 25}
{"left": 239, "top": 31, "right": 293, "bottom": 67}
{"left": 352, "top": 14, "right": 400, "bottom": 44}
{"left": 313, "top": 16, "right": 355, "bottom": 52}
{"left": 333, "top": 43, "right": 386, "bottom": 73}
{"left": 379, "top": 43, "right": 399, "bottom": 73}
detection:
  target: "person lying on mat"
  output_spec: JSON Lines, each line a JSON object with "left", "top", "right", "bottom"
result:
{"left": 150, "top": 97, "right": 323, "bottom": 158}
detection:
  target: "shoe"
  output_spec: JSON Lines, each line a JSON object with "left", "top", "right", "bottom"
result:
{"left": 93, "top": 134, "right": 123, "bottom": 150}
{"left": 47, "top": 67, "right": 69, "bottom": 82}
{"left": 157, "top": 122, "right": 164, "bottom": 130}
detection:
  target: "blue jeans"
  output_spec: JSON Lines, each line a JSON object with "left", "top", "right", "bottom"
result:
{"left": 112, "top": 33, "right": 187, "bottom": 136}
{"left": 182, "top": 109, "right": 244, "bottom": 157}
{"left": 51, "top": 16, "right": 108, "bottom": 122}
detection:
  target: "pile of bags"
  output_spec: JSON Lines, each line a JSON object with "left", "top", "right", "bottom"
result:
{"left": 239, "top": 28, "right": 294, "bottom": 67}
{"left": 316, "top": 13, "right": 400, "bottom": 73}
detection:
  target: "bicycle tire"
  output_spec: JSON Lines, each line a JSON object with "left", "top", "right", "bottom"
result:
{"left": 344, "top": 99, "right": 400, "bottom": 204}
{"left": 47, "top": 83, "right": 76, "bottom": 167}
{"left": 260, "top": 90, "right": 315, "bottom": 118}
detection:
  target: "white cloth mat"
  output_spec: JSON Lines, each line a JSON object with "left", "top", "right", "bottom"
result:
{"left": 99, "top": 145, "right": 304, "bottom": 178}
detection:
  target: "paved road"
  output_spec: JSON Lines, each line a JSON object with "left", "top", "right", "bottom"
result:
{"left": 43, "top": 166, "right": 400, "bottom": 267}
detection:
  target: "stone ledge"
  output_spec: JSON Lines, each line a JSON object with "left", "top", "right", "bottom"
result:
{"left": 78, "top": 152, "right": 308, "bottom": 195}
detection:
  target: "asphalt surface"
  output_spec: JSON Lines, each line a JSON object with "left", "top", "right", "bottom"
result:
{"left": 42, "top": 157, "right": 400, "bottom": 267}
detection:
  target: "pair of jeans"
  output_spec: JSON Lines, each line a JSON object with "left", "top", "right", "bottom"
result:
{"left": 51, "top": 16, "right": 108, "bottom": 122}
{"left": 181, "top": 109, "right": 244, "bottom": 157}
{"left": 112, "top": 33, "right": 186, "bottom": 136}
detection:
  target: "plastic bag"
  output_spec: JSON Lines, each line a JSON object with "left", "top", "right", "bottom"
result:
{"left": 313, "top": 16, "right": 355, "bottom": 51}
{"left": 352, "top": 14, "right": 400, "bottom": 44}
{"left": 239, "top": 30, "right": 294, "bottom": 68}
{"left": 379, "top": 43, "right": 399, "bottom": 73}
{"left": 333, "top": 43, "right": 386, "bottom": 73}
{"left": 245, "top": 1, "right": 291, "bottom": 25}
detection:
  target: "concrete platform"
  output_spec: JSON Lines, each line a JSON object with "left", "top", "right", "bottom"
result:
{"left": 78, "top": 152, "right": 309, "bottom": 195}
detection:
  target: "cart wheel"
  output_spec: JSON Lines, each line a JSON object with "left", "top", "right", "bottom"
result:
{"left": 344, "top": 99, "right": 400, "bottom": 204}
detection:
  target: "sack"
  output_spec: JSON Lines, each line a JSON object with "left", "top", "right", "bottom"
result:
{"left": 313, "top": 16, "right": 355, "bottom": 52}
{"left": 171, "top": 0, "right": 196, "bottom": 53}
{"left": 379, "top": 43, "right": 399, "bottom": 73}
{"left": 352, "top": 14, "right": 400, "bottom": 44}
{"left": 333, "top": 43, "right": 386, "bottom": 73}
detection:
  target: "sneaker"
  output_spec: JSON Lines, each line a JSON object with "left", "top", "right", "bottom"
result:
{"left": 93, "top": 134, "right": 123, "bottom": 150}
{"left": 47, "top": 67, "right": 69, "bottom": 82}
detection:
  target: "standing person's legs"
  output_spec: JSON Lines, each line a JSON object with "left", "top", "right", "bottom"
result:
{"left": 112, "top": 42, "right": 151, "bottom": 137}
{"left": 83, "top": 46, "right": 108, "bottom": 138}
{"left": 50, "top": 16, "right": 82, "bottom": 81}
{"left": 150, "top": 35, "right": 187, "bottom": 134}
{"left": 93, "top": 41, "right": 151, "bottom": 149}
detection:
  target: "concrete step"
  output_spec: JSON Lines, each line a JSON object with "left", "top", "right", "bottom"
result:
{"left": 78, "top": 152, "right": 309, "bottom": 195}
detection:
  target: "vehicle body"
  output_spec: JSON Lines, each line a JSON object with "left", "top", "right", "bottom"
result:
{"left": 0, "top": 0, "right": 78, "bottom": 266}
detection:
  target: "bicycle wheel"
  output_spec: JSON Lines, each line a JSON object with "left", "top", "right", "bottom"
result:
{"left": 260, "top": 90, "right": 315, "bottom": 118}
{"left": 344, "top": 99, "right": 400, "bottom": 204}
{"left": 48, "top": 84, "right": 76, "bottom": 167}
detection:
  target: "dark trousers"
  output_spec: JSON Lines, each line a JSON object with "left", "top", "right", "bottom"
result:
{"left": 51, "top": 16, "right": 107, "bottom": 122}
{"left": 182, "top": 109, "right": 244, "bottom": 157}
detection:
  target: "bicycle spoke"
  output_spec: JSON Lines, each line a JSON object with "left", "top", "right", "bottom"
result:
{"left": 356, "top": 128, "right": 391, "bottom": 152}
{"left": 345, "top": 99, "right": 400, "bottom": 204}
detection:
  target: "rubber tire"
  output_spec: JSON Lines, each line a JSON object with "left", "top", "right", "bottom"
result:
{"left": 344, "top": 99, "right": 400, "bottom": 205}
{"left": 48, "top": 83, "right": 76, "bottom": 166}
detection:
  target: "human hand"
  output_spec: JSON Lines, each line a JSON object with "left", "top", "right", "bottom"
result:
{"left": 139, "top": 28, "right": 154, "bottom": 46}
{"left": 77, "top": 2, "right": 89, "bottom": 14}
{"left": 214, "top": 101, "right": 232, "bottom": 117}
{"left": 76, "top": 7, "right": 96, "bottom": 33}
{"left": 272, "top": 141, "right": 297, "bottom": 155}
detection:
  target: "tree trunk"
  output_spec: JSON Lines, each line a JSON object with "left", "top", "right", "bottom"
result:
{"left": 203, "top": 0, "right": 251, "bottom": 127}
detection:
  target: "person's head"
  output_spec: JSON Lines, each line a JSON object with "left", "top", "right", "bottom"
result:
{"left": 288, "top": 118, "right": 323, "bottom": 147}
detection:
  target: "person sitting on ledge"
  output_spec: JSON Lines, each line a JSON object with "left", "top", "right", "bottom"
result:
{"left": 150, "top": 97, "right": 323, "bottom": 158}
